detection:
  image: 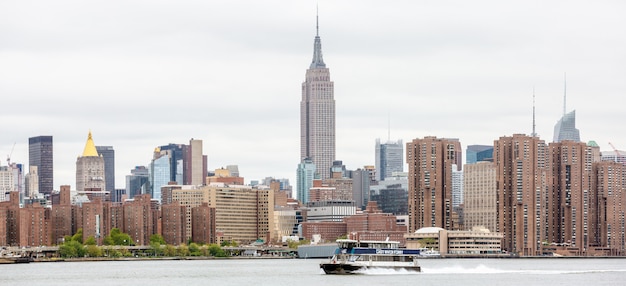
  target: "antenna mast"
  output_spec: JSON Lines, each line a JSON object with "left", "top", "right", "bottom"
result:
{"left": 316, "top": 5, "right": 319, "bottom": 36}
{"left": 532, "top": 87, "right": 537, "bottom": 137}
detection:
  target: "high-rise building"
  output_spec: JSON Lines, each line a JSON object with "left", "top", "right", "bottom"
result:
{"left": 126, "top": 166, "right": 150, "bottom": 199}
{"left": 76, "top": 132, "right": 105, "bottom": 193}
{"left": 300, "top": 15, "right": 335, "bottom": 180}
{"left": 466, "top": 145, "right": 494, "bottom": 164}
{"left": 28, "top": 136, "right": 53, "bottom": 195}
{"left": 296, "top": 158, "right": 316, "bottom": 204}
{"left": 375, "top": 139, "right": 403, "bottom": 181}
{"left": 494, "top": 134, "right": 547, "bottom": 256}
{"left": 553, "top": 110, "right": 581, "bottom": 143}
{"left": 463, "top": 162, "right": 497, "bottom": 232}
{"left": 186, "top": 138, "right": 206, "bottom": 186}
{"left": 351, "top": 168, "right": 371, "bottom": 210}
{"left": 594, "top": 161, "right": 626, "bottom": 254}
{"left": 150, "top": 149, "right": 172, "bottom": 203}
{"left": 96, "top": 146, "right": 115, "bottom": 192}
{"left": 546, "top": 140, "right": 599, "bottom": 253}
{"left": 406, "top": 136, "right": 462, "bottom": 232}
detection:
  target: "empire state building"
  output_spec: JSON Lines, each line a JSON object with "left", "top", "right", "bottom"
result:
{"left": 300, "top": 17, "right": 335, "bottom": 180}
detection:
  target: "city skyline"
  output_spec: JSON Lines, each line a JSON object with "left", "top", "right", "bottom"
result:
{"left": 1, "top": 1, "right": 625, "bottom": 189}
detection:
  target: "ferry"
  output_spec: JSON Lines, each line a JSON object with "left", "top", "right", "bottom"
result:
{"left": 320, "top": 239, "right": 421, "bottom": 274}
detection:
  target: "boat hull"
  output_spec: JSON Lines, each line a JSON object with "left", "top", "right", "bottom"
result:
{"left": 320, "top": 263, "right": 420, "bottom": 274}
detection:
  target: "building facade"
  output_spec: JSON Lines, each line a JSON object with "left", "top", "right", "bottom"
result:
{"left": 28, "top": 135, "right": 53, "bottom": 195}
{"left": 463, "top": 162, "right": 497, "bottom": 232}
{"left": 300, "top": 18, "right": 335, "bottom": 180}
{"left": 494, "top": 134, "right": 547, "bottom": 256}
{"left": 296, "top": 158, "right": 316, "bottom": 204}
{"left": 76, "top": 132, "right": 106, "bottom": 193}
{"left": 375, "top": 139, "right": 403, "bottom": 181}
{"left": 96, "top": 146, "right": 115, "bottom": 192}
{"left": 406, "top": 136, "right": 462, "bottom": 232}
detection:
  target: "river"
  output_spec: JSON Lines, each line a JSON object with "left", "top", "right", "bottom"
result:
{"left": 2, "top": 257, "right": 626, "bottom": 285}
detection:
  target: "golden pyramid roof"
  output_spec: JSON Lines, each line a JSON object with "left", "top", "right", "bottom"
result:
{"left": 82, "top": 131, "right": 99, "bottom": 157}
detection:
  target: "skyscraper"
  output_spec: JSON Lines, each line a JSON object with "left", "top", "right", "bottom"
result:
{"left": 76, "top": 131, "right": 105, "bottom": 192}
{"left": 300, "top": 14, "right": 335, "bottom": 180}
{"left": 494, "top": 134, "right": 547, "bottom": 256}
{"left": 553, "top": 110, "right": 581, "bottom": 143}
{"left": 406, "top": 136, "right": 462, "bottom": 232}
{"left": 375, "top": 139, "right": 403, "bottom": 181}
{"left": 28, "top": 136, "right": 53, "bottom": 195}
{"left": 296, "top": 158, "right": 316, "bottom": 204}
{"left": 96, "top": 146, "right": 115, "bottom": 192}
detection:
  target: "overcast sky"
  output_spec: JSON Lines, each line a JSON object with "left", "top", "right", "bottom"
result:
{"left": 1, "top": 0, "right": 625, "bottom": 191}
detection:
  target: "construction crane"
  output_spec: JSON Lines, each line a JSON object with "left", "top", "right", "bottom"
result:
{"left": 6, "top": 142, "right": 15, "bottom": 167}
{"left": 608, "top": 142, "right": 622, "bottom": 162}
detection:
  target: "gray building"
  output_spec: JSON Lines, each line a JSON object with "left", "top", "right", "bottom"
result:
{"left": 28, "top": 135, "right": 53, "bottom": 195}
{"left": 553, "top": 110, "right": 581, "bottom": 143}
{"left": 351, "top": 168, "right": 371, "bottom": 210}
{"left": 126, "top": 166, "right": 150, "bottom": 199}
{"left": 300, "top": 16, "right": 335, "bottom": 180}
{"left": 96, "top": 146, "right": 115, "bottom": 192}
{"left": 375, "top": 139, "right": 403, "bottom": 181}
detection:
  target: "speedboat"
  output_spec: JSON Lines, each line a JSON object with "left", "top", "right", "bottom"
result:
{"left": 320, "top": 239, "right": 421, "bottom": 274}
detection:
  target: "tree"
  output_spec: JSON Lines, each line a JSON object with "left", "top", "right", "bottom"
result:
{"left": 208, "top": 244, "right": 227, "bottom": 257}
{"left": 150, "top": 234, "right": 166, "bottom": 245}
{"left": 84, "top": 236, "right": 97, "bottom": 246}
{"left": 188, "top": 243, "right": 201, "bottom": 256}
{"left": 71, "top": 228, "right": 84, "bottom": 244}
{"left": 85, "top": 244, "right": 103, "bottom": 257}
{"left": 103, "top": 228, "right": 133, "bottom": 246}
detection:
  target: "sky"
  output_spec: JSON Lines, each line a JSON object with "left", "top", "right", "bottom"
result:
{"left": 1, "top": 0, "right": 625, "bottom": 191}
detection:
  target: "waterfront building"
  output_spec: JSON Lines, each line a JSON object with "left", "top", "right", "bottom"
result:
{"left": 405, "top": 226, "right": 503, "bottom": 255}
{"left": 494, "top": 134, "right": 547, "bottom": 256}
{"left": 595, "top": 161, "right": 626, "bottom": 255}
{"left": 344, "top": 201, "right": 407, "bottom": 246}
{"left": 296, "top": 158, "right": 316, "bottom": 204}
{"left": 406, "top": 136, "right": 462, "bottom": 232}
{"left": 463, "top": 162, "right": 497, "bottom": 232}
{"left": 96, "top": 146, "right": 115, "bottom": 192}
{"left": 546, "top": 140, "right": 599, "bottom": 253}
{"left": 50, "top": 185, "right": 73, "bottom": 244}
{"left": 466, "top": 145, "right": 494, "bottom": 164}
{"left": 172, "top": 183, "right": 274, "bottom": 244}
{"left": 375, "top": 139, "right": 403, "bottom": 181}
{"left": 273, "top": 206, "right": 300, "bottom": 242}
{"left": 76, "top": 132, "right": 106, "bottom": 193}
{"left": 28, "top": 135, "right": 53, "bottom": 195}
{"left": 123, "top": 194, "right": 156, "bottom": 246}
{"left": 191, "top": 202, "right": 216, "bottom": 245}
{"left": 161, "top": 201, "right": 187, "bottom": 245}
{"left": 300, "top": 16, "right": 335, "bottom": 180}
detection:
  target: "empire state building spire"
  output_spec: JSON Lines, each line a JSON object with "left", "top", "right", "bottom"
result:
{"left": 310, "top": 10, "right": 326, "bottom": 69}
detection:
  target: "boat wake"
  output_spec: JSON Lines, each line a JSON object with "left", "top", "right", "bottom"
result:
{"left": 352, "top": 267, "right": 421, "bottom": 275}
{"left": 422, "top": 264, "right": 626, "bottom": 275}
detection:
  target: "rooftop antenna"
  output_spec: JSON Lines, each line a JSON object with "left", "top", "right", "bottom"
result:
{"left": 531, "top": 86, "right": 537, "bottom": 137}
{"left": 316, "top": 5, "right": 319, "bottom": 37}
{"left": 563, "top": 72, "right": 567, "bottom": 116}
